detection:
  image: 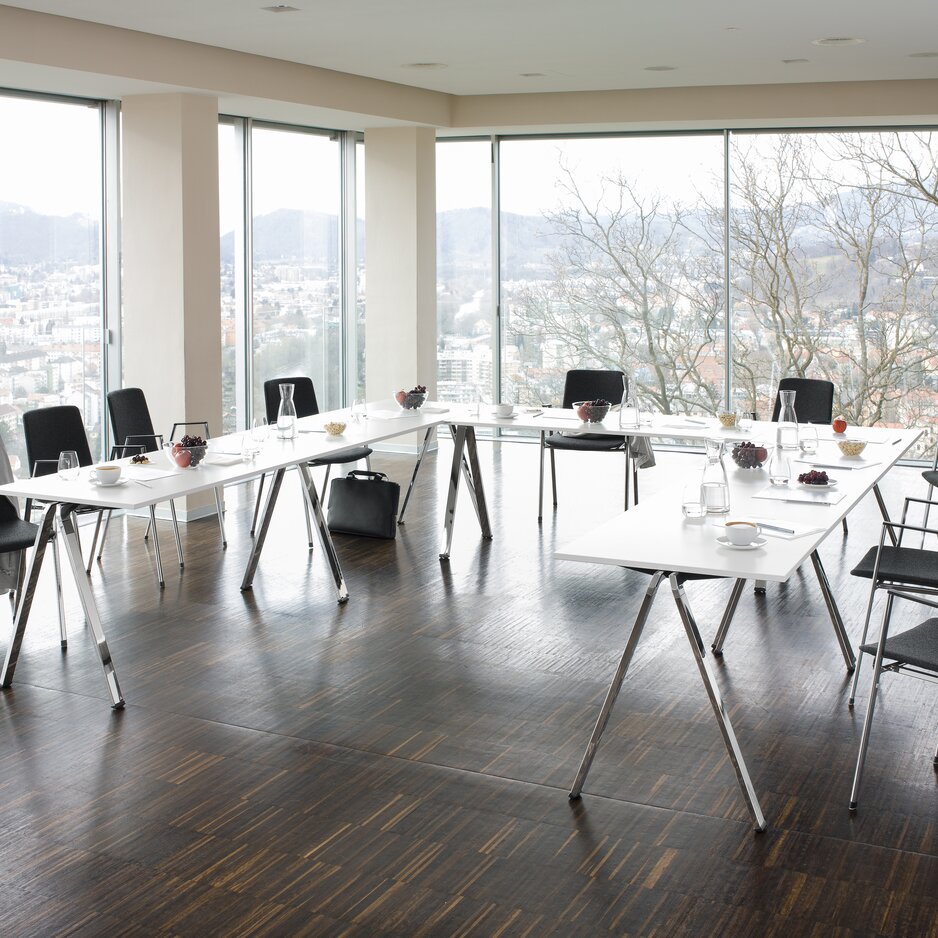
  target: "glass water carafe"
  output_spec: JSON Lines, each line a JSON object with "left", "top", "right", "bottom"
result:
{"left": 277, "top": 382, "right": 297, "bottom": 440}
{"left": 618, "top": 373, "right": 639, "bottom": 429}
{"left": 701, "top": 438, "right": 731, "bottom": 514}
{"left": 777, "top": 388, "right": 798, "bottom": 450}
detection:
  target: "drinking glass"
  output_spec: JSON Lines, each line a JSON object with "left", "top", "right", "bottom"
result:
{"left": 768, "top": 448, "right": 791, "bottom": 486}
{"left": 681, "top": 482, "right": 706, "bottom": 521}
{"left": 798, "top": 425, "right": 818, "bottom": 456}
{"left": 251, "top": 416, "right": 268, "bottom": 444}
{"left": 57, "top": 450, "right": 80, "bottom": 481}
{"left": 351, "top": 399, "right": 365, "bottom": 422}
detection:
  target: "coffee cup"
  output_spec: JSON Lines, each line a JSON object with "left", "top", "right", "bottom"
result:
{"left": 90, "top": 464, "right": 122, "bottom": 486}
{"left": 494, "top": 403, "right": 514, "bottom": 417}
{"left": 724, "top": 520, "right": 759, "bottom": 545}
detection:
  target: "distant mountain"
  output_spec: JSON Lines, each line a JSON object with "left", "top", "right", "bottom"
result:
{"left": 0, "top": 202, "right": 99, "bottom": 266}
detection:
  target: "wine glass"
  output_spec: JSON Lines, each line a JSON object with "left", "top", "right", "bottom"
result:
{"left": 57, "top": 450, "right": 80, "bottom": 481}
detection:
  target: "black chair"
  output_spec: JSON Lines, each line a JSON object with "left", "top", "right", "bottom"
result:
{"left": 21, "top": 405, "right": 106, "bottom": 576}
{"left": 770, "top": 376, "right": 835, "bottom": 423}
{"left": 539, "top": 369, "right": 637, "bottom": 522}
{"left": 848, "top": 510, "right": 938, "bottom": 811}
{"left": 251, "top": 377, "right": 373, "bottom": 546}
{"left": 103, "top": 388, "right": 186, "bottom": 580}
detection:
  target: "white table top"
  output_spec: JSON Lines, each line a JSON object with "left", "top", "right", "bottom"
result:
{"left": 556, "top": 429, "right": 922, "bottom": 583}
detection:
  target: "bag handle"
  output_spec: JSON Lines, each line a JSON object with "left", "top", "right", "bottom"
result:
{"left": 345, "top": 470, "right": 389, "bottom": 482}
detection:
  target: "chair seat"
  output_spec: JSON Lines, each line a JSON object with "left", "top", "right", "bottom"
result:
{"left": 922, "top": 469, "right": 938, "bottom": 487}
{"left": 851, "top": 546, "right": 938, "bottom": 588}
{"left": 310, "top": 446, "right": 374, "bottom": 467}
{"left": 545, "top": 433, "right": 625, "bottom": 452}
{"left": 860, "top": 617, "right": 938, "bottom": 671}
{"left": 0, "top": 518, "right": 39, "bottom": 553}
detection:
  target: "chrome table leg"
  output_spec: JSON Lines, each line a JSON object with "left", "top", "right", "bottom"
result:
{"left": 670, "top": 574, "right": 766, "bottom": 832}
{"left": 169, "top": 499, "right": 184, "bottom": 567}
{"left": 538, "top": 430, "right": 546, "bottom": 523}
{"left": 58, "top": 505, "right": 125, "bottom": 709}
{"left": 569, "top": 572, "right": 665, "bottom": 799}
{"left": 440, "top": 425, "right": 467, "bottom": 560}
{"left": 397, "top": 427, "right": 433, "bottom": 525}
{"left": 214, "top": 486, "right": 227, "bottom": 548}
{"left": 241, "top": 467, "right": 285, "bottom": 590}
{"left": 148, "top": 505, "right": 164, "bottom": 588}
{"left": 95, "top": 509, "right": 112, "bottom": 561}
{"left": 1, "top": 503, "right": 56, "bottom": 688}
{"left": 249, "top": 473, "right": 266, "bottom": 537}
{"left": 85, "top": 509, "right": 104, "bottom": 574}
{"left": 810, "top": 550, "right": 856, "bottom": 672}
{"left": 300, "top": 469, "right": 315, "bottom": 549}
{"left": 298, "top": 463, "right": 349, "bottom": 604}
{"left": 51, "top": 532, "right": 67, "bottom": 649}
{"left": 710, "top": 578, "right": 747, "bottom": 656}
{"left": 463, "top": 426, "right": 491, "bottom": 539}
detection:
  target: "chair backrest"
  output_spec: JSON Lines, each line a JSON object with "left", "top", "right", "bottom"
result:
{"left": 107, "top": 388, "right": 158, "bottom": 450}
{"left": 561, "top": 369, "right": 625, "bottom": 409}
{"left": 770, "top": 377, "right": 835, "bottom": 424}
{"left": 22, "top": 405, "right": 94, "bottom": 477}
{"left": 263, "top": 377, "right": 319, "bottom": 424}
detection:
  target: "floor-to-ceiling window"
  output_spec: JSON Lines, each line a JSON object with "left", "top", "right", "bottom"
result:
{"left": 220, "top": 119, "right": 360, "bottom": 430}
{"left": 0, "top": 92, "right": 108, "bottom": 471}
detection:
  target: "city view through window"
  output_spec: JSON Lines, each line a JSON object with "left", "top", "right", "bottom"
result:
{"left": 0, "top": 95, "right": 103, "bottom": 473}
{"left": 437, "top": 132, "right": 938, "bottom": 458}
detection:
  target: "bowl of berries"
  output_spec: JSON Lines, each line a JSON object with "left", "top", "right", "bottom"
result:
{"left": 573, "top": 399, "right": 611, "bottom": 423}
{"left": 797, "top": 469, "right": 835, "bottom": 487}
{"left": 731, "top": 441, "right": 771, "bottom": 470}
{"left": 395, "top": 385, "right": 427, "bottom": 410}
{"left": 164, "top": 435, "right": 208, "bottom": 470}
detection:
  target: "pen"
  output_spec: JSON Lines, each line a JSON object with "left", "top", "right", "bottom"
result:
{"left": 133, "top": 479, "right": 152, "bottom": 488}
{"left": 756, "top": 522, "right": 795, "bottom": 534}
{"left": 893, "top": 437, "right": 903, "bottom": 445}
{"left": 685, "top": 418, "right": 707, "bottom": 425}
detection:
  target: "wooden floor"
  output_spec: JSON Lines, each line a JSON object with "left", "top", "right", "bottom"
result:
{"left": 1, "top": 440, "right": 936, "bottom": 937}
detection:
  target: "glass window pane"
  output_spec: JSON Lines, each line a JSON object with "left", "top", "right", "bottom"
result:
{"left": 0, "top": 95, "right": 103, "bottom": 471}
{"left": 498, "top": 136, "right": 725, "bottom": 415}
{"left": 436, "top": 140, "right": 493, "bottom": 405}
{"left": 250, "top": 126, "right": 342, "bottom": 420}
{"left": 218, "top": 121, "right": 240, "bottom": 434}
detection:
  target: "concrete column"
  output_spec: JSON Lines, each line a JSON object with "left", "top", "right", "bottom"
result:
{"left": 364, "top": 127, "right": 436, "bottom": 449}
{"left": 122, "top": 93, "right": 222, "bottom": 518}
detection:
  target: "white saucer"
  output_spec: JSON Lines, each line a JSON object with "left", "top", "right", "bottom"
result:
{"left": 493, "top": 413, "right": 518, "bottom": 419}
{"left": 89, "top": 478, "right": 128, "bottom": 487}
{"left": 716, "top": 535, "right": 766, "bottom": 550}
{"left": 798, "top": 479, "right": 837, "bottom": 488}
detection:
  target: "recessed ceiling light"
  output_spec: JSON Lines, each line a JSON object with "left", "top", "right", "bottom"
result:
{"left": 812, "top": 37, "right": 865, "bottom": 46}
{"left": 782, "top": 58, "right": 810, "bottom": 64}
{"left": 908, "top": 51, "right": 938, "bottom": 58}
{"left": 644, "top": 65, "right": 676, "bottom": 72}
{"left": 725, "top": 26, "right": 741, "bottom": 31}
{"left": 262, "top": 4, "right": 299, "bottom": 11}
{"left": 519, "top": 72, "right": 546, "bottom": 78}
{"left": 402, "top": 62, "right": 448, "bottom": 70}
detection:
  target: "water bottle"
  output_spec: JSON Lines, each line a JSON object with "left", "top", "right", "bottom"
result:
{"left": 777, "top": 389, "right": 798, "bottom": 450}
{"left": 619, "top": 374, "right": 639, "bottom": 429}
{"left": 277, "top": 382, "right": 297, "bottom": 440}
{"left": 701, "top": 439, "right": 730, "bottom": 514}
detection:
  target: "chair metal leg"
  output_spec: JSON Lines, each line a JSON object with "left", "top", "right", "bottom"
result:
{"left": 842, "top": 518, "right": 849, "bottom": 536}
{"left": 872, "top": 484, "right": 897, "bottom": 547}
{"left": 365, "top": 454, "right": 372, "bottom": 472}
{"left": 399, "top": 427, "right": 433, "bottom": 525}
{"left": 538, "top": 431, "right": 546, "bottom": 523}
{"left": 298, "top": 463, "right": 349, "bottom": 604}
{"left": 569, "top": 572, "right": 665, "bottom": 799}
{"left": 85, "top": 510, "right": 104, "bottom": 574}
{"left": 250, "top": 473, "right": 267, "bottom": 537}
{"left": 96, "top": 509, "right": 113, "bottom": 561}
{"left": 169, "top": 500, "right": 184, "bottom": 567}
{"left": 57, "top": 506, "right": 124, "bottom": 709}
{"left": 2, "top": 503, "right": 57, "bottom": 688}
{"left": 214, "top": 487, "right": 227, "bottom": 548}
{"left": 849, "top": 583, "right": 881, "bottom": 707}
{"left": 849, "top": 593, "right": 895, "bottom": 811}
{"left": 242, "top": 467, "right": 285, "bottom": 590}
{"left": 51, "top": 534, "right": 67, "bottom": 649}
{"left": 624, "top": 448, "right": 630, "bottom": 510}
{"left": 810, "top": 550, "right": 855, "bottom": 672}
{"left": 710, "top": 578, "right": 747, "bottom": 656}
{"left": 633, "top": 463, "right": 639, "bottom": 506}
{"left": 922, "top": 483, "right": 934, "bottom": 549}
{"left": 149, "top": 505, "right": 165, "bottom": 588}
{"left": 670, "top": 574, "right": 766, "bottom": 832}
{"left": 550, "top": 448, "right": 558, "bottom": 508}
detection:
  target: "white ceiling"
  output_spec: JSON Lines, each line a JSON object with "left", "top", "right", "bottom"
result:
{"left": 6, "top": 0, "right": 938, "bottom": 96}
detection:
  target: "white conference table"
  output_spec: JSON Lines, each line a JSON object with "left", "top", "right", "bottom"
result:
{"left": 555, "top": 426, "right": 922, "bottom": 831}
{"left": 0, "top": 400, "right": 918, "bottom": 716}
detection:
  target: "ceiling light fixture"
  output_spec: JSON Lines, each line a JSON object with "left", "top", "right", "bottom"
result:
{"left": 782, "top": 58, "right": 810, "bottom": 64}
{"left": 262, "top": 4, "right": 300, "bottom": 11}
{"left": 644, "top": 65, "right": 676, "bottom": 72}
{"left": 402, "top": 62, "right": 448, "bottom": 70}
{"left": 908, "top": 51, "right": 938, "bottom": 58}
{"left": 519, "top": 72, "right": 546, "bottom": 78}
{"left": 812, "top": 37, "right": 865, "bottom": 46}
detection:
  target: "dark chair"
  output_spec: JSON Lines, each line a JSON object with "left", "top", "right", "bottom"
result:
{"left": 103, "top": 388, "right": 186, "bottom": 581}
{"left": 848, "top": 510, "right": 938, "bottom": 811}
{"left": 539, "top": 369, "right": 637, "bottom": 522}
{"left": 21, "top": 405, "right": 106, "bottom": 576}
{"left": 251, "top": 377, "right": 373, "bottom": 546}
{"left": 770, "top": 376, "right": 835, "bottom": 424}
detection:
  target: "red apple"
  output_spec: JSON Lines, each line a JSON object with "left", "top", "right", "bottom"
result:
{"left": 174, "top": 449, "right": 191, "bottom": 468}
{"left": 395, "top": 390, "right": 407, "bottom": 406}
{"left": 832, "top": 417, "right": 847, "bottom": 434}
{"left": 754, "top": 446, "right": 768, "bottom": 462}
{"left": 576, "top": 403, "right": 590, "bottom": 421}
